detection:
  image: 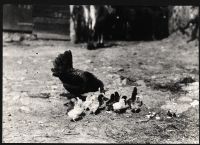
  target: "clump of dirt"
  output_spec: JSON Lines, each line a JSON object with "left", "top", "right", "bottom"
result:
{"left": 145, "top": 76, "right": 196, "bottom": 94}
{"left": 178, "top": 76, "right": 195, "bottom": 85}
{"left": 150, "top": 82, "right": 184, "bottom": 93}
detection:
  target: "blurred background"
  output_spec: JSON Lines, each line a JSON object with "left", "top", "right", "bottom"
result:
{"left": 3, "top": 5, "right": 199, "bottom": 42}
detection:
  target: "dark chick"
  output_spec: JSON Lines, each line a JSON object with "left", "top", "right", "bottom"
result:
{"left": 114, "top": 91, "right": 120, "bottom": 102}
{"left": 131, "top": 87, "right": 137, "bottom": 102}
{"left": 127, "top": 87, "right": 137, "bottom": 107}
{"left": 51, "top": 50, "right": 105, "bottom": 95}
{"left": 106, "top": 93, "right": 116, "bottom": 111}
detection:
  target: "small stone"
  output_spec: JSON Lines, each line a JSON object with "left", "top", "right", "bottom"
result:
{"left": 146, "top": 114, "right": 151, "bottom": 119}
{"left": 115, "top": 78, "right": 121, "bottom": 84}
{"left": 19, "top": 106, "right": 31, "bottom": 113}
{"left": 166, "top": 116, "right": 172, "bottom": 119}
{"left": 121, "top": 79, "right": 127, "bottom": 85}
{"left": 190, "top": 100, "right": 199, "bottom": 107}
{"left": 155, "top": 116, "right": 161, "bottom": 120}
{"left": 33, "top": 59, "right": 37, "bottom": 63}
{"left": 38, "top": 121, "right": 44, "bottom": 124}
{"left": 151, "top": 75, "right": 156, "bottom": 79}
{"left": 8, "top": 113, "right": 11, "bottom": 116}
{"left": 20, "top": 77, "right": 25, "bottom": 81}
{"left": 117, "top": 68, "right": 124, "bottom": 72}
{"left": 85, "top": 59, "right": 93, "bottom": 63}
{"left": 106, "top": 111, "right": 112, "bottom": 114}
{"left": 177, "top": 96, "right": 193, "bottom": 102}
{"left": 17, "top": 60, "right": 22, "bottom": 64}
{"left": 12, "top": 95, "right": 21, "bottom": 101}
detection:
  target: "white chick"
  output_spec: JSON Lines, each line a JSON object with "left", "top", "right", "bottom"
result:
{"left": 113, "top": 96, "right": 129, "bottom": 112}
{"left": 67, "top": 97, "right": 84, "bottom": 121}
{"left": 83, "top": 94, "right": 93, "bottom": 110}
{"left": 89, "top": 95, "right": 100, "bottom": 114}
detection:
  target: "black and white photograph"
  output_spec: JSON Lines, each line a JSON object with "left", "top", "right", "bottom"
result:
{"left": 2, "top": 4, "right": 199, "bottom": 143}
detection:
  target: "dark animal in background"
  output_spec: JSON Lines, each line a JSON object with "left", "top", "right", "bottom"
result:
{"left": 85, "top": 5, "right": 115, "bottom": 49}
{"left": 70, "top": 5, "right": 89, "bottom": 43}
{"left": 51, "top": 50, "right": 105, "bottom": 95}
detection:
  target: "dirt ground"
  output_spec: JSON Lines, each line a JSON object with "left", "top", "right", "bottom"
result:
{"left": 3, "top": 32, "right": 199, "bottom": 143}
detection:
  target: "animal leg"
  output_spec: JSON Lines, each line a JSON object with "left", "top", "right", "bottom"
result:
{"left": 97, "top": 34, "right": 104, "bottom": 48}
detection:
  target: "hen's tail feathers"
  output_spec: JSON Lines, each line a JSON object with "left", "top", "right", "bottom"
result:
{"left": 51, "top": 50, "right": 73, "bottom": 77}
{"left": 131, "top": 87, "right": 137, "bottom": 102}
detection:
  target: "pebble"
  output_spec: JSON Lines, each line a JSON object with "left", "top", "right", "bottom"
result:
{"left": 19, "top": 106, "right": 31, "bottom": 113}
{"left": 117, "top": 68, "right": 124, "bottom": 72}
{"left": 17, "top": 60, "right": 22, "bottom": 65}
{"left": 151, "top": 75, "right": 156, "bottom": 79}
{"left": 121, "top": 79, "right": 127, "bottom": 85}
{"left": 155, "top": 116, "right": 161, "bottom": 120}
{"left": 12, "top": 94, "right": 21, "bottom": 101}
{"left": 85, "top": 59, "right": 93, "bottom": 63}
{"left": 20, "top": 77, "right": 25, "bottom": 81}
{"left": 190, "top": 100, "right": 199, "bottom": 107}
{"left": 177, "top": 96, "right": 193, "bottom": 102}
{"left": 33, "top": 59, "right": 37, "bottom": 63}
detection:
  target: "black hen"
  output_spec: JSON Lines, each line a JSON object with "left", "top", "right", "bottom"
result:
{"left": 51, "top": 50, "right": 105, "bottom": 94}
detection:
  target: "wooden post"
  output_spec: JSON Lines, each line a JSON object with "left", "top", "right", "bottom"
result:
{"left": 69, "top": 5, "right": 76, "bottom": 43}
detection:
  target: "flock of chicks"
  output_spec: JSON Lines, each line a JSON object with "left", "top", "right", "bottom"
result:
{"left": 65, "top": 87, "right": 143, "bottom": 122}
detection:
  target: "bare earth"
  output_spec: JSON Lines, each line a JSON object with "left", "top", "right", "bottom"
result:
{"left": 3, "top": 33, "right": 199, "bottom": 143}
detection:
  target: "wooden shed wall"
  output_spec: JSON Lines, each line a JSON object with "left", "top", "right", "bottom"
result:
{"left": 3, "top": 4, "right": 70, "bottom": 40}
{"left": 3, "top": 4, "right": 33, "bottom": 32}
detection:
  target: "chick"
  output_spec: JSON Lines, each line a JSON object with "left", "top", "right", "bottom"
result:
{"left": 113, "top": 96, "right": 129, "bottom": 113}
{"left": 130, "top": 97, "right": 143, "bottom": 113}
{"left": 106, "top": 91, "right": 121, "bottom": 111}
{"left": 127, "top": 87, "right": 137, "bottom": 107}
{"left": 67, "top": 97, "right": 84, "bottom": 121}
{"left": 64, "top": 98, "right": 77, "bottom": 113}
{"left": 106, "top": 93, "right": 115, "bottom": 111}
{"left": 83, "top": 94, "right": 93, "bottom": 111}
{"left": 83, "top": 87, "right": 104, "bottom": 111}
{"left": 167, "top": 110, "right": 177, "bottom": 118}
{"left": 114, "top": 91, "right": 120, "bottom": 102}
{"left": 98, "top": 94, "right": 108, "bottom": 109}
{"left": 89, "top": 94, "right": 101, "bottom": 114}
